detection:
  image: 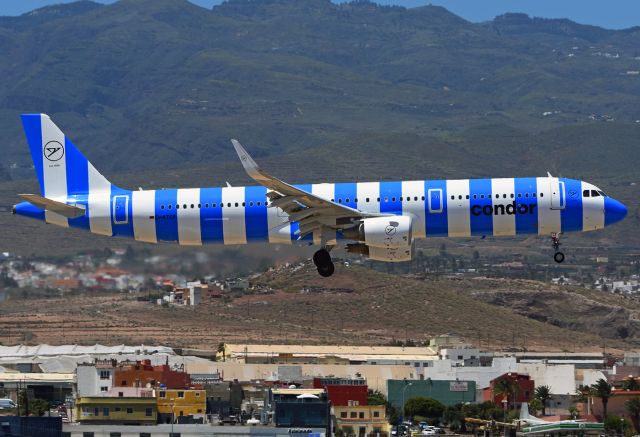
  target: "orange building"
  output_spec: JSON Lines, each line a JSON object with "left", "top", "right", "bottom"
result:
{"left": 114, "top": 360, "right": 190, "bottom": 389}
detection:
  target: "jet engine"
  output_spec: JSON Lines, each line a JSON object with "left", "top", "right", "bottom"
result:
{"left": 346, "top": 241, "right": 414, "bottom": 262}
{"left": 342, "top": 216, "right": 413, "bottom": 248}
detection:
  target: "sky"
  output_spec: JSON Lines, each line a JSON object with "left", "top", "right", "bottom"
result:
{"left": 1, "top": 0, "right": 639, "bottom": 30}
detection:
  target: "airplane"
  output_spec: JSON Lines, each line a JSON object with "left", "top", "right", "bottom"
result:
{"left": 13, "top": 114, "right": 628, "bottom": 277}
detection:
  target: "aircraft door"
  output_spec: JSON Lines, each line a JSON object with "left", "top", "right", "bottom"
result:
{"left": 113, "top": 195, "right": 129, "bottom": 224}
{"left": 428, "top": 188, "right": 443, "bottom": 213}
{"left": 549, "top": 178, "right": 565, "bottom": 210}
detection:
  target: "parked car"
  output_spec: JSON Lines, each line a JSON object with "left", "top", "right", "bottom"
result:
{"left": 0, "top": 399, "right": 16, "bottom": 410}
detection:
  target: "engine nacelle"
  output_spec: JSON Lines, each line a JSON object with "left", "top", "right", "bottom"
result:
{"left": 347, "top": 242, "right": 415, "bottom": 262}
{"left": 342, "top": 215, "right": 413, "bottom": 248}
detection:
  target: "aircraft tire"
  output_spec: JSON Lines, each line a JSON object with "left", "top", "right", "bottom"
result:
{"left": 317, "top": 261, "right": 335, "bottom": 277}
{"left": 554, "top": 252, "right": 565, "bottom": 263}
{"left": 313, "top": 249, "right": 331, "bottom": 267}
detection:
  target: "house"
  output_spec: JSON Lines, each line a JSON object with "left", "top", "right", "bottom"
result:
{"left": 114, "top": 359, "right": 190, "bottom": 389}
{"left": 333, "top": 405, "right": 389, "bottom": 436}
{"left": 483, "top": 373, "right": 534, "bottom": 406}
{"left": 156, "top": 388, "right": 207, "bottom": 424}
{"left": 75, "top": 397, "right": 157, "bottom": 425}
{"left": 265, "top": 388, "right": 331, "bottom": 434}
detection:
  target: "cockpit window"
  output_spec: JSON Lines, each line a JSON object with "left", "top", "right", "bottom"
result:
{"left": 583, "top": 190, "right": 590, "bottom": 198}
{"left": 597, "top": 190, "right": 606, "bottom": 197}
{"left": 590, "top": 190, "right": 601, "bottom": 197}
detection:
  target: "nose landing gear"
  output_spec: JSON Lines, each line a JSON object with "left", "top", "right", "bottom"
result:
{"left": 313, "top": 248, "right": 335, "bottom": 277}
{"left": 551, "top": 233, "right": 565, "bottom": 263}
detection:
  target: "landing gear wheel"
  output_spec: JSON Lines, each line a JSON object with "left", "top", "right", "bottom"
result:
{"left": 317, "top": 262, "right": 335, "bottom": 277}
{"left": 554, "top": 252, "right": 565, "bottom": 263}
{"left": 313, "top": 248, "right": 335, "bottom": 277}
{"left": 313, "top": 249, "right": 331, "bottom": 267}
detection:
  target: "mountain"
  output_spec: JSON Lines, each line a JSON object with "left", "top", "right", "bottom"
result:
{"left": 0, "top": 0, "right": 638, "bottom": 178}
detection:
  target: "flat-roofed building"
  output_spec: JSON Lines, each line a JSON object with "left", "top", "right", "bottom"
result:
{"left": 334, "top": 405, "right": 389, "bottom": 436}
{"left": 76, "top": 396, "right": 157, "bottom": 425}
{"left": 156, "top": 388, "right": 207, "bottom": 424}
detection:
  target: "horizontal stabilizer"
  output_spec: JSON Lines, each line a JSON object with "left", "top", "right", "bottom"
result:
{"left": 18, "top": 194, "right": 86, "bottom": 218}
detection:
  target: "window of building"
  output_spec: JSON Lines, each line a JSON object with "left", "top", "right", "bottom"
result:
{"left": 127, "top": 408, "right": 133, "bottom": 414}
{"left": 145, "top": 407, "right": 153, "bottom": 417}
{"left": 103, "top": 407, "right": 109, "bottom": 417}
{"left": 121, "top": 380, "right": 127, "bottom": 386}
{"left": 115, "top": 407, "right": 121, "bottom": 412}
{"left": 100, "top": 370, "right": 110, "bottom": 380}
{"left": 373, "top": 411, "right": 380, "bottom": 418}
{"left": 414, "top": 362, "right": 420, "bottom": 367}
{"left": 83, "top": 433, "right": 95, "bottom": 437}
{"left": 359, "top": 426, "right": 367, "bottom": 435}
{"left": 341, "top": 412, "right": 348, "bottom": 418}
{"left": 140, "top": 434, "right": 151, "bottom": 437}
{"left": 350, "top": 412, "right": 357, "bottom": 418}
{"left": 160, "top": 391, "right": 166, "bottom": 398}
{"left": 359, "top": 412, "right": 365, "bottom": 419}
{"left": 100, "top": 386, "right": 108, "bottom": 392}
{"left": 94, "top": 407, "right": 99, "bottom": 416}
{"left": 110, "top": 432, "right": 121, "bottom": 437}
{"left": 197, "top": 409, "right": 202, "bottom": 413}
{"left": 195, "top": 392, "right": 200, "bottom": 397}
{"left": 177, "top": 391, "right": 184, "bottom": 398}
{"left": 458, "top": 355, "right": 463, "bottom": 360}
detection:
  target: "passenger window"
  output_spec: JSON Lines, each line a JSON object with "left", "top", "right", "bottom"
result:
{"left": 391, "top": 197, "right": 396, "bottom": 202}
{"left": 591, "top": 190, "right": 600, "bottom": 197}
{"left": 346, "top": 198, "right": 350, "bottom": 203}
{"left": 451, "top": 195, "right": 455, "bottom": 200}
{"left": 366, "top": 198, "right": 370, "bottom": 202}
{"left": 183, "top": 204, "right": 187, "bottom": 209}
{"left": 235, "top": 202, "right": 238, "bottom": 207}
{"left": 242, "top": 202, "right": 245, "bottom": 206}
{"left": 338, "top": 199, "right": 342, "bottom": 203}
{"left": 205, "top": 203, "right": 208, "bottom": 208}
{"left": 355, "top": 198, "right": 358, "bottom": 202}
{"left": 168, "top": 205, "right": 172, "bottom": 209}
{"left": 220, "top": 203, "right": 223, "bottom": 208}
{"left": 532, "top": 193, "right": 536, "bottom": 197}
{"left": 540, "top": 193, "right": 544, "bottom": 197}
{"left": 525, "top": 193, "right": 529, "bottom": 198}
{"left": 190, "top": 204, "right": 194, "bottom": 209}
{"left": 377, "top": 197, "right": 380, "bottom": 202}
{"left": 176, "top": 205, "right": 180, "bottom": 209}
{"left": 249, "top": 202, "right": 253, "bottom": 206}
{"left": 421, "top": 196, "right": 425, "bottom": 200}
{"left": 160, "top": 205, "right": 165, "bottom": 210}
{"left": 256, "top": 201, "right": 261, "bottom": 206}
{"left": 228, "top": 203, "right": 231, "bottom": 207}
{"left": 458, "top": 195, "right": 462, "bottom": 200}
{"left": 518, "top": 193, "right": 522, "bottom": 198}
{"left": 384, "top": 197, "right": 388, "bottom": 202}
{"left": 414, "top": 196, "right": 418, "bottom": 201}
{"left": 488, "top": 194, "right": 492, "bottom": 198}
{"left": 480, "top": 194, "right": 484, "bottom": 199}
{"left": 212, "top": 203, "right": 216, "bottom": 207}
{"left": 465, "top": 195, "right": 469, "bottom": 199}
{"left": 510, "top": 194, "right": 514, "bottom": 198}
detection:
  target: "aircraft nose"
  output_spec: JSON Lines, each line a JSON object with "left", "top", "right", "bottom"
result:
{"left": 605, "top": 197, "right": 628, "bottom": 226}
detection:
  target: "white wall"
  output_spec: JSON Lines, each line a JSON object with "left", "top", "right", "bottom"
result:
{"left": 516, "top": 363, "right": 576, "bottom": 395}
{"left": 423, "top": 357, "right": 518, "bottom": 389}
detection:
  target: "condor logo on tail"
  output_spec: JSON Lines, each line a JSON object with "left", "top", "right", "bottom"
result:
{"left": 471, "top": 202, "right": 537, "bottom": 216}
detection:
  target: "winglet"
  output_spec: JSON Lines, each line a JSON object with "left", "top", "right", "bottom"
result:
{"left": 231, "top": 139, "right": 262, "bottom": 181}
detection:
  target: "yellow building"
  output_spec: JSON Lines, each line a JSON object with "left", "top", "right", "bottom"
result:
{"left": 334, "top": 405, "right": 390, "bottom": 436}
{"left": 76, "top": 397, "right": 157, "bottom": 424}
{"left": 156, "top": 389, "right": 206, "bottom": 423}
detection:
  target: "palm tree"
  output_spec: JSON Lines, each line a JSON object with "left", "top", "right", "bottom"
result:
{"left": 217, "top": 342, "right": 226, "bottom": 362}
{"left": 626, "top": 397, "right": 640, "bottom": 432}
{"left": 493, "top": 377, "right": 518, "bottom": 410}
{"left": 535, "top": 385, "right": 552, "bottom": 416}
{"left": 591, "top": 378, "right": 613, "bottom": 420}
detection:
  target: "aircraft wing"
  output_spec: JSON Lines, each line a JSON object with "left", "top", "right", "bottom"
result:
{"left": 18, "top": 194, "right": 86, "bottom": 218}
{"left": 231, "top": 139, "right": 382, "bottom": 240}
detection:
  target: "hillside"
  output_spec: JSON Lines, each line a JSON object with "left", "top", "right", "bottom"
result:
{"left": 0, "top": 0, "right": 639, "bottom": 176}
{"left": 0, "top": 263, "right": 635, "bottom": 351}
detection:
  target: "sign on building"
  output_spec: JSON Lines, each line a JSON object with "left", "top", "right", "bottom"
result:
{"left": 449, "top": 382, "right": 468, "bottom": 392}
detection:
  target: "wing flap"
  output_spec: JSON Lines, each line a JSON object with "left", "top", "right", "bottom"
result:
{"left": 18, "top": 194, "right": 86, "bottom": 218}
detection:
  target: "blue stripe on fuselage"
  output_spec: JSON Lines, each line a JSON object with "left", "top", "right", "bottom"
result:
{"left": 155, "top": 189, "right": 179, "bottom": 242}
{"left": 514, "top": 177, "right": 538, "bottom": 234}
{"left": 291, "top": 184, "right": 313, "bottom": 242}
{"left": 245, "top": 185, "right": 269, "bottom": 241}
{"left": 200, "top": 188, "right": 223, "bottom": 243}
{"left": 561, "top": 178, "right": 583, "bottom": 233}
{"left": 380, "top": 181, "right": 402, "bottom": 214}
{"left": 469, "top": 178, "right": 493, "bottom": 236}
{"left": 424, "top": 180, "right": 448, "bottom": 236}
{"left": 335, "top": 182, "right": 357, "bottom": 209}
{"left": 65, "top": 138, "right": 90, "bottom": 230}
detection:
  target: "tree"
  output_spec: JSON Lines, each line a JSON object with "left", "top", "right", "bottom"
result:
{"left": 535, "top": 385, "right": 552, "bottom": 416}
{"left": 528, "top": 398, "right": 543, "bottom": 416}
{"left": 367, "top": 389, "right": 398, "bottom": 425}
{"left": 217, "top": 342, "right": 226, "bottom": 362}
{"left": 591, "top": 378, "right": 613, "bottom": 420}
{"left": 625, "top": 397, "right": 640, "bottom": 433}
{"left": 623, "top": 378, "right": 640, "bottom": 391}
{"left": 30, "top": 399, "right": 49, "bottom": 417}
{"left": 493, "top": 377, "right": 518, "bottom": 410}
{"left": 404, "top": 397, "right": 445, "bottom": 423}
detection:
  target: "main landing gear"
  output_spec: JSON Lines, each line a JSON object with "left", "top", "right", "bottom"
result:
{"left": 313, "top": 248, "right": 335, "bottom": 277}
{"left": 551, "top": 233, "right": 565, "bottom": 263}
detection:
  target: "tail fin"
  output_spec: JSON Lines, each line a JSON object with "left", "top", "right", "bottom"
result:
{"left": 20, "top": 114, "right": 113, "bottom": 199}
{"left": 520, "top": 402, "right": 530, "bottom": 421}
